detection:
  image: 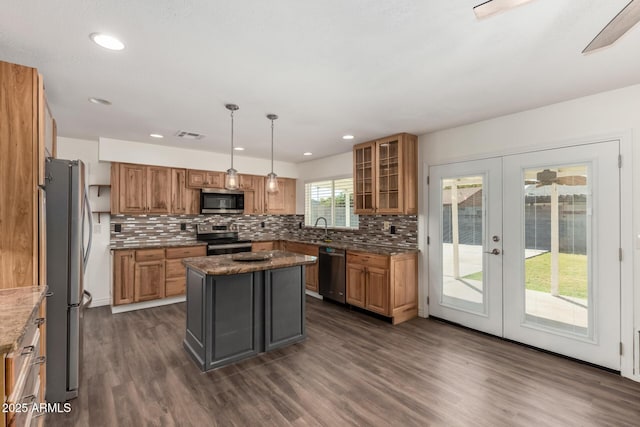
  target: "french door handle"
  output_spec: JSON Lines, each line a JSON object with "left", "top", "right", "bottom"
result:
{"left": 484, "top": 248, "right": 501, "bottom": 255}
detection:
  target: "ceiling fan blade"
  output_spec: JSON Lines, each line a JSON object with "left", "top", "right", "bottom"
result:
{"left": 583, "top": 0, "right": 640, "bottom": 53}
{"left": 473, "top": 0, "right": 536, "bottom": 19}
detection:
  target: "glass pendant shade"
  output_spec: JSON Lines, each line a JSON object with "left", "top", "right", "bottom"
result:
{"left": 225, "top": 103, "right": 240, "bottom": 190}
{"left": 266, "top": 172, "right": 279, "bottom": 193}
{"left": 266, "top": 113, "right": 279, "bottom": 193}
{"left": 225, "top": 168, "right": 238, "bottom": 190}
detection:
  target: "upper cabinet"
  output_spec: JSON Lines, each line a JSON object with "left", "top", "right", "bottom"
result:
{"left": 187, "top": 169, "right": 225, "bottom": 189}
{"left": 239, "top": 174, "right": 265, "bottom": 215}
{"left": 171, "top": 168, "right": 199, "bottom": 214}
{"left": 353, "top": 133, "right": 417, "bottom": 215}
{"left": 111, "top": 163, "right": 171, "bottom": 214}
{"left": 265, "top": 177, "right": 296, "bottom": 215}
{"left": 0, "top": 61, "right": 51, "bottom": 288}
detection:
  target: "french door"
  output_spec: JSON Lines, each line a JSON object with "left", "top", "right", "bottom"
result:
{"left": 428, "top": 141, "right": 621, "bottom": 369}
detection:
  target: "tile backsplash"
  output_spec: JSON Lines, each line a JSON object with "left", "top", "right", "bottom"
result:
{"left": 110, "top": 214, "right": 418, "bottom": 249}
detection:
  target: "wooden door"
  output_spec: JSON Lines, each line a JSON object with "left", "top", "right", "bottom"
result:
{"left": 376, "top": 136, "right": 403, "bottom": 214}
{"left": 346, "top": 263, "right": 366, "bottom": 307}
{"left": 186, "top": 187, "right": 200, "bottom": 214}
{"left": 119, "top": 164, "right": 147, "bottom": 214}
{"left": 365, "top": 266, "right": 389, "bottom": 315}
{"left": 113, "top": 251, "right": 135, "bottom": 305}
{"left": 147, "top": 166, "right": 171, "bottom": 214}
{"left": 206, "top": 171, "right": 225, "bottom": 188}
{"left": 171, "top": 168, "right": 188, "bottom": 214}
{"left": 353, "top": 142, "right": 376, "bottom": 214}
{"left": 187, "top": 169, "right": 207, "bottom": 188}
{"left": 238, "top": 174, "right": 255, "bottom": 190}
{"left": 135, "top": 260, "right": 165, "bottom": 302}
{"left": 305, "top": 263, "right": 318, "bottom": 292}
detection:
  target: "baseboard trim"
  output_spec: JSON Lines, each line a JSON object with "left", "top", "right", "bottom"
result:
{"left": 305, "top": 290, "right": 323, "bottom": 300}
{"left": 110, "top": 296, "right": 186, "bottom": 314}
{"left": 88, "top": 296, "right": 111, "bottom": 308}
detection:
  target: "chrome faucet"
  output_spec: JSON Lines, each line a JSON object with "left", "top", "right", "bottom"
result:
{"left": 314, "top": 216, "right": 329, "bottom": 240}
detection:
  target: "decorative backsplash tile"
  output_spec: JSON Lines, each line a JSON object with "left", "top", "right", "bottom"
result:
{"left": 110, "top": 214, "right": 418, "bottom": 249}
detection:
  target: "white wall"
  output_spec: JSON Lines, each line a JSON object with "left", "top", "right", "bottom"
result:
{"left": 418, "top": 82, "right": 640, "bottom": 380}
{"left": 99, "top": 138, "right": 299, "bottom": 178}
{"left": 56, "top": 137, "right": 112, "bottom": 307}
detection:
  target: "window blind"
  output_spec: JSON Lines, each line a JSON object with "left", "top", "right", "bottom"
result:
{"left": 305, "top": 178, "right": 359, "bottom": 229}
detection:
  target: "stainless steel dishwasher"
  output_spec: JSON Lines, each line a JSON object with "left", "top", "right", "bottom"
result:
{"left": 318, "top": 246, "right": 346, "bottom": 303}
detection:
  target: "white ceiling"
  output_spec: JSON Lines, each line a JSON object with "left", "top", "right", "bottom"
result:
{"left": 1, "top": 0, "right": 639, "bottom": 163}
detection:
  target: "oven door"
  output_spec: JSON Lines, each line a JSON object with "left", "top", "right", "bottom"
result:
{"left": 207, "top": 243, "right": 252, "bottom": 256}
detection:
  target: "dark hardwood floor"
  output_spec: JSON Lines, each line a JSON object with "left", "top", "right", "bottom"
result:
{"left": 47, "top": 297, "right": 640, "bottom": 426}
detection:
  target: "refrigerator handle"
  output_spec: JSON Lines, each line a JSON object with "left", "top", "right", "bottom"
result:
{"left": 83, "top": 190, "right": 93, "bottom": 272}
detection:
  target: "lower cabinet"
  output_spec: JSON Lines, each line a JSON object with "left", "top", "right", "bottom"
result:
{"left": 112, "top": 245, "right": 206, "bottom": 306}
{"left": 346, "top": 251, "right": 418, "bottom": 324}
{"left": 184, "top": 266, "right": 306, "bottom": 371}
{"left": 282, "top": 241, "right": 319, "bottom": 292}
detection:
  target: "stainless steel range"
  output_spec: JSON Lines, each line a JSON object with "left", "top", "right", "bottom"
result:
{"left": 196, "top": 224, "right": 252, "bottom": 255}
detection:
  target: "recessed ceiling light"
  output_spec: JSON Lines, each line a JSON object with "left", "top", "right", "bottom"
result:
{"left": 234, "top": 147, "right": 245, "bottom": 151}
{"left": 342, "top": 135, "right": 354, "bottom": 140}
{"left": 88, "top": 97, "right": 111, "bottom": 105}
{"left": 150, "top": 133, "right": 163, "bottom": 139}
{"left": 89, "top": 33, "right": 125, "bottom": 51}
{"left": 303, "top": 152, "right": 313, "bottom": 156}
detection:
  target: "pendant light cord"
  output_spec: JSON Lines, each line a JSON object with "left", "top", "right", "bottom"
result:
{"left": 270, "top": 119, "right": 274, "bottom": 174}
{"left": 230, "top": 110, "right": 235, "bottom": 170}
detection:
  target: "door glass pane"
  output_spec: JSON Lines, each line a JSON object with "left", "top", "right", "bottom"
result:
{"left": 441, "top": 175, "right": 485, "bottom": 314}
{"left": 523, "top": 165, "right": 590, "bottom": 336}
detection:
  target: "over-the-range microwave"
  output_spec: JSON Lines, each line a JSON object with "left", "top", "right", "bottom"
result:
{"left": 200, "top": 189, "right": 244, "bottom": 214}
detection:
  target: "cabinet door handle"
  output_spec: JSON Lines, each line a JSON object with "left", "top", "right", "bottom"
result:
{"left": 21, "top": 345, "right": 35, "bottom": 355}
{"left": 34, "top": 317, "right": 45, "bottom": 326}
{"left": 33, "top": 356, "right": 46, "bottom": 365}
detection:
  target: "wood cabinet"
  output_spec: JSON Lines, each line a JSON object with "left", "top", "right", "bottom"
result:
{"left": 112, "top": 163, "right": 171, "bottom": 214}
{"left": 113, "top": 245, "right": 205, "bottom": 305}
{"left": 346, "top": 251, "right": 417, "bottom": 324}
{"left": 353, "top": 133, "right": 417, "bottom": 215}
{"left": 239, "top": 174, "right": 265, "bottom": 214}
{"left": 171, "top": 168, "right": 199, "bottom": 214}
{"left": 113, "top": 250, "right": 135, "bottom": 305}
{"left": 3, "top": 291, "right": 47, "bottom": 427}
{"left": 265, "top": 177, "right": 296, "bottom": 215}
{"left": 283, "top": 242, "right": 319, "bottom": 292}
{"left": 187, "top": 169, "right": 225, "bottom": 189}
{"left": 0, "top": 61, "right": 51, "bottom": 289}
{"left": 252, "top": 241, "right": 276, "bottom": 252}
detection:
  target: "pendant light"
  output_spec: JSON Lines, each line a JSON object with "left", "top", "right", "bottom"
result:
{"left": 224, "top": 103, "right": 239, "bottom": 190}
{"left": 266, "top": 113, "right": 279, "bottom": 193}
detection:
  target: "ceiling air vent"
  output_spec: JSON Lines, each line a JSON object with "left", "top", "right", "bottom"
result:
{"left": 175, "top": 130, "right": 205, "bottom": 140}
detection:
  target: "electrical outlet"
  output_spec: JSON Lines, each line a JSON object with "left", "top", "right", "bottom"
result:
{"left": 383, "top": 221, "right": 391, "bottom": 231}
{"left": 261, "top": 221, "right": 265, "bottom": 228}
{"left": 180, "top": 223, "right": 187, "bottom": 231}
{"left": 390, "top": 225, "right": 396, "bottom": 235}
{"left": 114, "top": 224, "right": 122, "bottom": 233}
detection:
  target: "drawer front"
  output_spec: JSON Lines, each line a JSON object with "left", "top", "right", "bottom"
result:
{"left": 285, "top": 242, "right": 318, "bottom": 257}
{"left": 165, "top": 246, "right": 206, "bottom": 259}
{"left": 135, "top": 248, "right": 165, "bottom": 261}
{"left": 5, "top": 316, "right": 40, "bottom": 398}
{"left": 7, "top": 328, "right": 40, "bottom": 404}
{"left": 347, "top": 251, "right": 388, "bottom": 269}
{"left": 166, "top": 277, "right": 186, "bottom": 297}
{"left": 12, "top": 374, "right": 41, "bottom": 427}
{"left": 165, "top": 259, "right": 186, "bottom": 278}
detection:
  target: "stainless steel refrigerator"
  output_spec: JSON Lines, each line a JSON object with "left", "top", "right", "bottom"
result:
{"left": 45, "top": 158, "right": 93, "bottom": 402}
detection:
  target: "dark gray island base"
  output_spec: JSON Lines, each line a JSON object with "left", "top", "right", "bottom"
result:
{"left": 182, "top": 251, "right": 317, "bottom": 371}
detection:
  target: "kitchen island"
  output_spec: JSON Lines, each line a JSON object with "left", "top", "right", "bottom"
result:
{"left": 182, "top": 250, "right": 316, "bottom": 371}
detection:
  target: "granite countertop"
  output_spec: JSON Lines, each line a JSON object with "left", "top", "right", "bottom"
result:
{"left": 0, "top": 286, "right": 47, "bottom": 354}
{"left": 183, "top": 250, "right": 317, "bottom": 276}
{"left": 110, "top": 241, "right": 207, "bottom": 250}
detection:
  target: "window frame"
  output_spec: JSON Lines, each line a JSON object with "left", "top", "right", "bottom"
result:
{"left": 304, "top": 175, "right": 359, "bottom": 230}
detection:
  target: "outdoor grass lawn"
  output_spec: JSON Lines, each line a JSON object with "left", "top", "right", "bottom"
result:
{"left": 463, "top": 252, "right": 588, "bottom": 299}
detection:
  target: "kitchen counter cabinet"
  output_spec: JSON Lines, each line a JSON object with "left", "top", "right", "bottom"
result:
{"left": 282, "top": 242, "right": 319, "bottom": 292}
{"left": 183, "top": 251, "right": 313, "bottom": 371}
{"left": 346, "top": 251, "right": 417, "bottom": 324}
{"left": 112, "top": 245, "right": 206, "bottom": 306}
{"left": 353, "top": 133, "right": 417, "bottom": 215}
{"left": 0, "top": 286, "right": 48, "bottom": 427}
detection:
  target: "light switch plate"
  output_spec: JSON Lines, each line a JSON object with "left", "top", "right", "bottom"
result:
{"left": 383, "top": 221, "right": 391, "bottom": 231}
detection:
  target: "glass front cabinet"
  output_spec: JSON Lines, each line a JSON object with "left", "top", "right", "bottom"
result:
{"left": 353, "top": 133, "right": 417, "bottom": 215}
